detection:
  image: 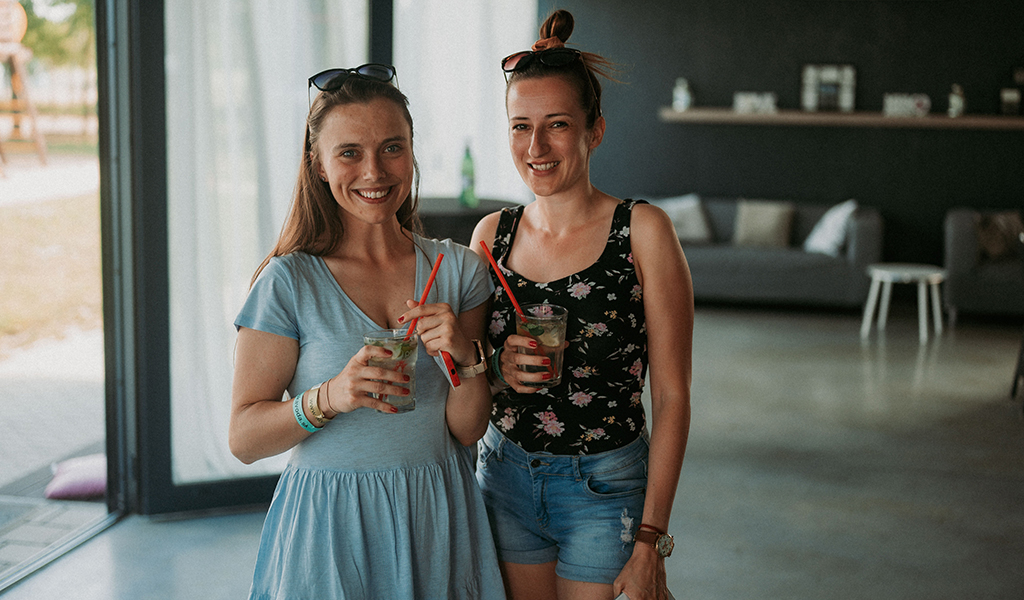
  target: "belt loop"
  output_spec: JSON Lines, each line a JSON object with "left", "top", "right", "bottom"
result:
{"left": 495, "top": 432, "right": 505, "bottom": 461}
{"left": 572, "top": 455, "right": 581, "bottom": 481}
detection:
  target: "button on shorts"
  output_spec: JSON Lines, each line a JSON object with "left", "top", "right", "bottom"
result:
{"left": 475, "top": 423, "right": 649, "bottom": 584}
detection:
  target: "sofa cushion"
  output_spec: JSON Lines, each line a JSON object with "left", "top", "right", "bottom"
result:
{"left": 977, "top": 210, "right": 1024, "bottom": 261}
{"left": 803, "top": 199, "right": 858, "bottom": 257}
{"left": 650, "top": 193, "right": 712, "bottom": 244}
{"left": 733, "top": 200, "right": 795, "bottom": 248}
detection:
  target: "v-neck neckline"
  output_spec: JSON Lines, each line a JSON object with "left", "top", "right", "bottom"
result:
{"left": 313, "top": 236, "right": 425, "bottom": 331}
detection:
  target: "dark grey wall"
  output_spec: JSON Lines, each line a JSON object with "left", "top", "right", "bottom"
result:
{"left": 536, "top": 0, "right": 1024, "bottom": 264}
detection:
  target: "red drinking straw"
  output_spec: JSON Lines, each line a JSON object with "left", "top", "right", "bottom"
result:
{"left": 479, "top": 241, "right": 527, "bottom": 323}
{"left": 405, "top": 253, "right": 444, "bottom": 340}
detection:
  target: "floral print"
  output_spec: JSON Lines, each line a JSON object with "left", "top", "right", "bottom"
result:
{"left": 487, "top": 200, "right": 649, "bottom": 454}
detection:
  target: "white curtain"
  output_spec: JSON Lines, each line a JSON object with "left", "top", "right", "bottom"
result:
{"left": 165, "top": 0, "right": 369, "bottom": 483}
{"left": 394, "top": 0, "right": 536, "bottom": 203}
{"left": 165, "top": 0, "right": 536, "bottom": 484}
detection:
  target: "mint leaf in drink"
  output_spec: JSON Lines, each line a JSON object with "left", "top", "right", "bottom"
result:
{"left": 526, "top": 323, "right": 545, "bottom": 337}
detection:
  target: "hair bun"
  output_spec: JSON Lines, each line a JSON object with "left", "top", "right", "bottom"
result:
{"left": 540, "top": 9, "right": 574, "bottom": 44}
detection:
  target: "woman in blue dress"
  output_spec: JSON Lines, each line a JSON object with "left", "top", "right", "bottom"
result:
{"left": 230, "top": 65, "right": 505, "bottom": 599}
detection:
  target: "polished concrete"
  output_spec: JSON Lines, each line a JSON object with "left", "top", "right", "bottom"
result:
{"left": 4, "top": 306, "right": 1023, "bottom": 599}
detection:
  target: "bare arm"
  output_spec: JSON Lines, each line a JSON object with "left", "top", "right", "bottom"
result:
{"left": 442, "top": 303, "right": 493, "bottom": 444}
{"left": 615, "top": 203, "right": 694, "bottom": 599}
{"left": 229, "top": 327, "right": 411, "bottom": 465}
{"left": 228, "top": 328, "right": 305, "bottom": 464}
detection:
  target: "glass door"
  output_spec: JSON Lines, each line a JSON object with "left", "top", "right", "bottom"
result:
{"left": 100, "top": 0, "right": 373, "bottom": 515}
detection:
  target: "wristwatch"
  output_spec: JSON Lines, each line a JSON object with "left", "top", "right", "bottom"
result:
{"left": 456, "top": 339, "right": 487, "bottom": 379}
{"left": 633, "top": 527, "right": 674, "bottom": 558}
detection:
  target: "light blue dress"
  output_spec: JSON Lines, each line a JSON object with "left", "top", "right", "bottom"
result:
{"left": 235, "top": 236, "right": 504, "bottom": 600}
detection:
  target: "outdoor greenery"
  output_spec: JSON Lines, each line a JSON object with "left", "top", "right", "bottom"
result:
{"left": 18, "top": 0, "right": 96, "bottom": 69}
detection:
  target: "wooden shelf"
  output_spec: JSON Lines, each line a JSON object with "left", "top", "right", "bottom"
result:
{"left": 658, "top": 106, "right": 1024, "bottom": 130}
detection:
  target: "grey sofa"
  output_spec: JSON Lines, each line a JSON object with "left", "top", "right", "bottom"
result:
{"left": 944, "top": 208, "right": 1024, "bottom": 320}
{"left": 673, "top": 198, "right": 883, "bottom": 308}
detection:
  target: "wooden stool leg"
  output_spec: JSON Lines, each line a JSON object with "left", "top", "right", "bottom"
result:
{"left": 917, "top": 281, "right": 928, "bottom": 343}
{"left": 861, "top": 275, "right": 882, "bottom": 338}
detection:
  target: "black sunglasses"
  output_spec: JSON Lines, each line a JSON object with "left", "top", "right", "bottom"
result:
{"left": 501, "top": 48, "right": 582, "bottom": 74}
{"left": 500, "top": 48, "right": 601, "bottom": 117}
{"left": 307, "top": 64, "right": 397, "bottom": 107}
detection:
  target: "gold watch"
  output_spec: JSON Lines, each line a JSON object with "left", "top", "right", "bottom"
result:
{"left": 633, "top": 528, "right": 674, "bottom": 558}
{"left": 456, "top": 339, "right": 487, "bottom": 379}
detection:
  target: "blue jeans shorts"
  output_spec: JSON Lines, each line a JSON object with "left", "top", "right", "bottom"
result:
{"left": 475, "top": 423, "right": 649, "bottom": 584}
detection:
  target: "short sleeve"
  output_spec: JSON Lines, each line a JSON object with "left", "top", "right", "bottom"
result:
{"left": 234, "top": 257, "right": 301, "bottom": 340}
{"left": 458, "top": 247, "right": 495, "bottom": 313}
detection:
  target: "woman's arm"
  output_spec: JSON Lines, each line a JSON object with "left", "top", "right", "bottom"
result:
{"left": 229, "top": 327, "right": 412, "bottom": 464}
{"left": 444, "top": 303, "right": 493, "bottom": 445}
{"left": 399, "top": 297, "right": 492, "bottom": 445}
{"left": 228, "top": 327, "right": 306, "bottom": 464}
{"left": 614, "top": 202, "right": 694, "bottom": 599}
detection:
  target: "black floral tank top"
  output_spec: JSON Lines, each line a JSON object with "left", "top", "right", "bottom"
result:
{"left": 486, "top": 200, "right": 648, "bottom": 455}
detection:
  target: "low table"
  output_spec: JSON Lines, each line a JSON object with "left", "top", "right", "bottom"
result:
{"left": 860, "top": 263, "right": 946, "bottom": 343}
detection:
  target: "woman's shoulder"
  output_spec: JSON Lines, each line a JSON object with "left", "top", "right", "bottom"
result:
{"left": 414, "top": 234, "right": 485, "bottom": 267}
{"left": 625, "top": 199, "right": 674, "bottom": 234}
{"left": 254, "top": 252, "right": 321, "bottom": 288}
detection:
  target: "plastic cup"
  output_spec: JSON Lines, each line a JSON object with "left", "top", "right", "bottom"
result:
{"left": 363, "top": 329, "right": 418, "bottom": 413}
{"left": 515, "top": 303, "right": 568, "bottom": 388}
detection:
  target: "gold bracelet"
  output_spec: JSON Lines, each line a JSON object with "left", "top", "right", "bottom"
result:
{"left": 315, "top": 380, "right": 334, "bottom": 421}
{"left": 307, "top": 382, "right": 329, "bottom": 425}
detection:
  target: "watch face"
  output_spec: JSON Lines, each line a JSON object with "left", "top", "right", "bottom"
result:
{"left": 656, "top": 534, "right": 674, "bottom": 557}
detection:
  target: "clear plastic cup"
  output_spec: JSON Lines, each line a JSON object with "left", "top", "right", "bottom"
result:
{"left": 363, "top": 329, "right": 418, "bottom": 413}
{"left": 515, "top": 304, "right": 568, "bottom": 388}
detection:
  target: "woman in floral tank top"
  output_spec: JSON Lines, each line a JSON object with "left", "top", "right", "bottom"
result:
{"left": 470, "top": 9, "right": 694, "bottom": 600}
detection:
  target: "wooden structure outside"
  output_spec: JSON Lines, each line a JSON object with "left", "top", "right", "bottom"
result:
{"left": 1, "top": 1, "right": 47, "bottom": 175}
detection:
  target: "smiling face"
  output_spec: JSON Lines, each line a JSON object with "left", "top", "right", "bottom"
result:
{"left": 506, "top": 75, "right": 604, "bottom": 200}
{"left": 315, "top": 98, "right": 414, "bottom": 227}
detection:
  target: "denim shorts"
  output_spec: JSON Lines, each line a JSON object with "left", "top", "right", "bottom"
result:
{"left": 475, "top": 423, "right": 649, "bottom": 584}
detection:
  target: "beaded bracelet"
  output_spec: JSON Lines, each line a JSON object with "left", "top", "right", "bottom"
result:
{"left": 292, "top": 392, "right": 320, "bottom": 433}
{"left": 491, "top": 347, "right": 509, "bottom": 387}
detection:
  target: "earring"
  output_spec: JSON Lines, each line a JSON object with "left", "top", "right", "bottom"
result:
{"left": 320, "top": 176, "right": 327, "bottom": 182}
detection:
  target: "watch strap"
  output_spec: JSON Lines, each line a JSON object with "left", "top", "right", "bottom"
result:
{"left": 633, "top": 528, "right": 674, "bottom": 558}
{"left": 456, "top": 339, "right": 487, "bottom": 378}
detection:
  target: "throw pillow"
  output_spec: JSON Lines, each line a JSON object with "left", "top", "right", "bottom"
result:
{"left": 44, "top": 453, "right": 106, "bottom": 500}
{"left": 650, "top": 193, "right": 712, "bottom": 244}
{"left": 803, "top": 199, "right": 858, "bottom": 257}
{"left": 977, "top": 210, "right": 1024, "bottom": 261}
{"left": 733, "top": 199, "right": 795, "bottom": 248}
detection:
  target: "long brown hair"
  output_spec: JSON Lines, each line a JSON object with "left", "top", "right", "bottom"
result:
{"left": 506, "top": 9, "right": 619, "bottom": 129}
{"left": 251, "top": 76, "right": 423, "bottom": 285}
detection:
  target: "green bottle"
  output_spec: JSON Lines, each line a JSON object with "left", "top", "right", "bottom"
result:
{"left": 459, "top": 144, "right": 478, "bottom": 208}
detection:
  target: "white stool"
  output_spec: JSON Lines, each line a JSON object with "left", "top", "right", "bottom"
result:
{"left": 860, "top": 263, "right": 946, "bottom": 343}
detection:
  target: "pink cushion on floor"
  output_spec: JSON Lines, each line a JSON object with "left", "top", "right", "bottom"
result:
{"left": 44, "top": 453, "right": 106, "bottom": 500}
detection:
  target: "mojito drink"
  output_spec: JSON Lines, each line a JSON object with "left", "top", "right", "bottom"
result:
{"left": 363, "top": 329, "right": 418, "bottom": 413}
{"left": 515, "top": 304, "right": 568, "bottom": 388}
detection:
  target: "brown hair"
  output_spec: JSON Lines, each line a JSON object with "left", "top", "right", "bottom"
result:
{"left": 251, "top": 76, "right": 422, "bottom": 285}
{"left": 506, "top": 9, "right": 618, "bottom": 129}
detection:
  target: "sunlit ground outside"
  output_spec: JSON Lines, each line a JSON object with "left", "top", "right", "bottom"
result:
{"left": 0, "top": 119, "right": 103, "bottom": 492}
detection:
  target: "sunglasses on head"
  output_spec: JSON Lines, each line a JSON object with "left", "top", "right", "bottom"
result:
{"left": 500, "top": 48, "right": 601, "bottom": 117}
{"left": 501, "top": 48, "right": 582, "bottom": 74}
{"left": 307, "top": 63, "right": 397, "bottom": 107}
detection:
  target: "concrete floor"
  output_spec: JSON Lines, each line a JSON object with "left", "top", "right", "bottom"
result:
{"left": 3, "top": 306, "right": 1023, "bottom": 599}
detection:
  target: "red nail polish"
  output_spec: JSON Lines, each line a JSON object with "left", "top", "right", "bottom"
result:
{"left": 397, "top": 315, "right": 405, "bottom": 323}
{"left": 542, "top": 358, "right": 551, "bottom": 366}
{"left": 390, "top": 406, "right": 399, "bottom": 413}
{"left": 404, "top": 375, "right": 411, "bottom": 382}
{"left": 542, "top": 373, "right": 552, "bottom": 380}
{"left": 529, "top": 341, "right": 538, "bottom": 348}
